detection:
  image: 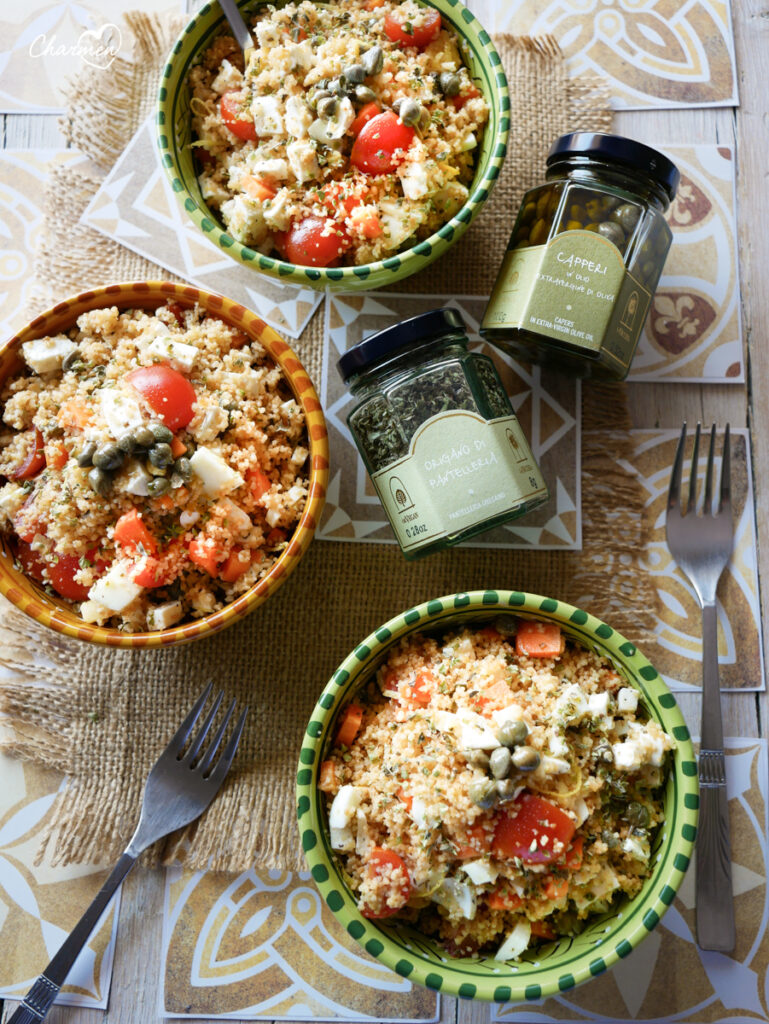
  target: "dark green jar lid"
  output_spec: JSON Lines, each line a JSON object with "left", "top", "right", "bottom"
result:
{"left": 547, "top": 132, "right": 680, "bottom": 201}
{"left": 337, "top": 307, "right": 466, "bottom": 383}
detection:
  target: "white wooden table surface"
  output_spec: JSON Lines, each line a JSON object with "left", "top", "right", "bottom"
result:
{"left": 1, "top": 1, "right": 768, "bottom": 1021}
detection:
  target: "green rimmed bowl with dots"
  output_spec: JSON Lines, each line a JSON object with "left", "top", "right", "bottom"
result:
{"left": 156, "top": 0, "right": 508, "bottom": 292}
{"left": 297, "top": 590, "right": 698, "bottom": 1002}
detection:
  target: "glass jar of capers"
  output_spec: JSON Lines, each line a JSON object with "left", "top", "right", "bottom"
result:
{"left": 481, "top": 133, "right": 680, "bottom": 380}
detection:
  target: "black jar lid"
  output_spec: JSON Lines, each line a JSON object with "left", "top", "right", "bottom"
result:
{"left": 547, "top": 132, "right": 680, "bottom": 201}
{"left": 337, "top": 307, "right": 466, "bottom": 382}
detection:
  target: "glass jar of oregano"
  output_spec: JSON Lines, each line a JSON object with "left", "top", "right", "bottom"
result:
{"left": 481, "top": 133, "right": 679, "bottom": 380}
{"left": 337, "top": 308, "right": 548, "bottom": 559}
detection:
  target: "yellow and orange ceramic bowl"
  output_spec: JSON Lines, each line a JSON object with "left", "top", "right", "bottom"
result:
{"left": 0, "top": 281, "right": 328, "bottom": 648}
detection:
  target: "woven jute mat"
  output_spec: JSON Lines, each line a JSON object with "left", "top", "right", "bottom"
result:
{"left": 0, "top": 14, "right": 652, "bottom": 874}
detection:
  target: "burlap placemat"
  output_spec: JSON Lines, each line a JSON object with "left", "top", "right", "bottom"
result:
{"left": 0, "top": 14, "right": 652, "bottom": 875}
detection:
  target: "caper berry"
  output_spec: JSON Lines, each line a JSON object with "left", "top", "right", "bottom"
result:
{"left": 489, "top": 746, "right": 512, "bottom": 779}
{"left": 174, "top": 456, "right": 192, "bottom": 481}
{"left": 353, "top": 84, "right": 377, "bottom": 105}
{"left": 316, "top": 95, "right": 338, "bottom": 119}
{"left": 597, "top": 221, "right": 626, "bottom": 247}
{"left": 625, "top": 801, "right": 650, "bottom": 828}
{"left": 62, "top": 348, "right": 82, "bottom": 372}
{"left": 463, "top": 749, "right": 490, "bottom": 770}
{"left": 92, "top": 443, "right": 124, "bottom": 471}
{"left": 361, "top": 45, "right": 383, "bottom": 76}
{"left": 134, "top": 426, "right": 156, "bottom": 449}
{"left": 148, "top": 442, "right": 173, "bottom": 468}
{"left": 511, "top": 745, "right": 540, "bottom": 772}
{"left": 497, "top": 719, "right": 528, "bottom": 748}
{"left": 438, "top": 71, "right": 460, "bottom": 96}
{"left": 610, "top": 202, "right": 640, "bottom": 233}
{"left": 150, "top": 422, "right": 173, "bottom": 444}
{"left": 76, "top": 441, "right": 97, "bottom": 467}
{"left": 117, "top": 431, "right": 138, "bottom": 454}
{"left": 469, "top": 777, "right": 498, "bottom": 809}
{"left": 327, "top": 76, "right": 346, "bottom": 96}
{"left": 398, "top": 98, "right": 422, "bottom": 126}
{"left": 496, "top": 778, "right": 518, "bottom": 802}
{"left": 88, "top": 467, "right": 112, "bottom": 496}
{"left": 343, "top": 63, "right": 366, "bottom": 85}
{"left": 493, "top": 615, "right": 517, "bottom": 636}
{"left": 147, "top": 476, "right": 171, "bottom": 497}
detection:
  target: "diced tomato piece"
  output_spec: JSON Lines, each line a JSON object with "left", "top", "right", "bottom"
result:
{"left": 350, "top": 101, "right": 381, "bottom": 137}
{"left": 399, "top": 670, "right": 433, "bottom": 707}
{"left": 454, "top": 820, "right": 493, "bottom": 859}
{"left": 544, "top": 876, "right": 569, "bottom": 902}
{"left": 131, "top": 556, "right": 169, "bottom": 588}
{"left": 220, "top": 92, "right": 258, "bottom": 142}
{"left": 13, "top": 538, "right": 46, "bottom": 584}
{"left": 114, "top": 509, "right": 158, "bottom": 557}
{"left": 126, "top": 363, "right": 197, "bottom": 431}
{"left": 219, "top": 546, "right": 251, "bottom": 583}
{"left": 530, "top": 920, "right": 557, "bottom": 940}
{"left": 349, "top": 206, "right": 382, "bottom": 239}
{"left": 319, "top": 759, "right": 338, "bottom": 793}
{"left": 515, "top": 620, "right": 564, "bottom": 658}
{"left": 335, "top": 703, "right": 363, "bottom": 747}
{"left": 188, "top": 536, "right": 221, "bottom": 576}
{"left": 477, "top": 625, "right": 501, "bottom": 641}
{"left": 451, "top": 84, "right": 481, "bottom": 110}
{"left": 49, "top": 550, "right": 106, "bottom": 602}
{"left": 242, "top": 175, "right": 277, "bottom": 202}
{"left": 564, "top": 835, "right": 584, "bottom": 870}
{"left": 265, "top": 527, "right": 286, "bottom": 545}
{"left": 12, "top": 429, "right": 45, "bottom": 480}
{"left": 493, "top": 793, "right": 576, "bottom": 864}
{"left": 350, "top": 110, "right": 415, "bottom": 175}
{"left": 194, "top": 147, "right": 215, "bottom": 168}
{"left": 58, "top": 400, "right": 92, "bottom": 431}
{"left": 396, "top": 786, "right": 413, "bottom": 812}
{"left": 275, "top": 217, "right": 351, "bottom": 267}
{"left": 45, "top": 440, "right": 69, "bottom": 470}
{"left": 488, "top": 887, "right": 523, "bottom": 911}
{"left": 361, "top": 847, "right": 412, "bottom": 918}
{"left": 366, "top": 0, "right": 385, "bottom": 8}
{"left": 248, "top": 467, "right": 272, "bottom": 500}
{"left": 322, "top": 181, "right": 362, "bottom": 217}
{"left": 166, "top": 301, "right": 188, "bottom": 327}
{"left": 384, "top": 6, "right": 441, "bottom": 48}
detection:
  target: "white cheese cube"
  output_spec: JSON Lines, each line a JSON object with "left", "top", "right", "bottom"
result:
{"left": 612, "top": 738, "right": 642, "bottom": 771}
{"left": 251, "top": 95, "right": 284, "bottom": 135}
{"left": 410, "top": 796, "right": 439, "bottom": 832}
{"left": 463, "top": 859, "right": 498, "bottom": 885}
{"left": 398, "top": 156, "right": 431, "bottom": 200}
{"left": 330, "top": 824, "right": 354, "bottom": 852}
{"left": 548, "top": 731, "right": 569, "bottom": 757}
{"left": 189, "top": 446, "right": 244, "bottom": 496}
{"left": 379, "top": 199, "right": 423, "bottom": 250}
{"left": 220, "top": 195, "right": 268, "bottom": 245}
{"left": 460, "top": 722, "right": 500, "bottom": 750}
{"left": 100, "top": 388, "right": 146, "bottom": 436}
{"left": 287, "top": 138, "right": 320, "bottom": 183}
{"left": 255, "top": 20, "right": 280, "bottom": 48}
{"left": 491, "top": 703, "right": 525, "bottom": 727}
{"left": 329, "top": 785, "right": 365, "bottom": 829}
{"left": 554, "top": 682, "right": 588, "bottom": 723}
{"left": 251, "top": 157, "right": 289, "bottom": 181}
{"left": 587, "top": 691, "right": 610, "bottom": 716}
{"left": 291, "top": 445, "right": 308, "bottom": 466}
{"left": 191, "top": 406, "right": 229, "bottom": 443}
{"left": 147, "top": 601, "right": 183, "bottom": 630}
{"left": 261, "top": 188, "right": 292, "bottom": 231}
{"left": 211, "top": 59, "right": 243, "bottom": 95}
{"left": 617, "top": 687, "right": 639, "bottom": 713}
{"left": 121, "top": 458, "right": 152, "bottom": 497}
{"left": 145, "top": 336, "right": 198, "bottom": 373}
{"left": 22, "top": 335, "right": 77, "bottom": 374}
{"left": 622, "top": 834, "right": 649, "bottom": 861}
{"left": 79, "top": 599, "right": 111, "bottom": 624}
{"left": 0, "top": 482, "right": 27, "bottom": 522}
{"left": 88, "top": 562, "right": 143, "bottom": 613}
{"left": 541, "top": 755, "right": 571, "bottom": 775}
{"left": 288, "top": 40, "right": 314, "bottom": 71}
{"left": 217, "top": 497, "right": 252, "bottom": 535}
{"left": 284, "top": 95, "right": 313, "bottom": 137}
{"left": 265, "top": 507, "right": 282, "bottom": 528}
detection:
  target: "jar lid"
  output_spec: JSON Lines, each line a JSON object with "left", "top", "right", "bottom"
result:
{"left": 546, "top": 132, "right": 680, "bottom": 201}
{"left": 337, "top": 307, "right": 466, "bottom": 382}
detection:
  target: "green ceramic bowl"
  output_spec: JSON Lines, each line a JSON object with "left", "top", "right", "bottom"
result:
{"left": 297, "top": 590, "right": 698, "bottom": 1002}
{"left": 156, "top": 0, "right": 508, "bottom": 291}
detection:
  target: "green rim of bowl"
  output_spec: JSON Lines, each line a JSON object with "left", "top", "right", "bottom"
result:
{"left": 156, "top": 0, "right": 509, "bottom": 291}
{"left": 296, "top": 590, "right": 698, "bottom": 1002}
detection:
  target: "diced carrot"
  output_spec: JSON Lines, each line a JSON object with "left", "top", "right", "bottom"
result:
{"left": 450, "top": 85, "right": 481, "bottom": 111}
{"left": 350, "top": 206, "right": 382, "bottom": 239}
{"left": 397, "top": 786, "right": 413, "bottom": 812}
{"left": 170, "top": 435, "right": 187, "bottom": 458}
{"left": 45, "top": 440, "right": 69, "bottom": 470}
{"left": 515, "top": 620, "right": 564, "bottom": 658}
{"left": 399, "top": 670, "right": 434, "bottom": 707}
{"left": 166, "top": 301, "right": 187, "bottom": 328}
{"left": 454, "top": 820, "right": 492, "bottom": 858}
{"left": 530, "top": 920, "right": 557, "bottom": 940}
{"left": 564, "top": 835, "right": 584, "bottom": 871}
{"left": 58, "top": 399, "right": 92, "bottom": 430}
{"left": 544, "top": 876, "right": 569, "bottom": 902}
{"left": 477, "top": 678, "right": 513, "bottom": 715}
{"left": 248, "top": 467, "right": 272, "bottom": 500}
{"left": 350, "top": 101, "right": 381, "bottom": 137}
{"left": 477, "top": 625, "right": 501, "bottom": 641}
{"left": 154, "top": 493, "right": 174, "bottom": 512}
{"left": 319, "top": 760, "right": 338, "bottom": 793}
{"left": 335, "top": 703, "right": 363, "bottom": 747}
{"left": 219, "top": 546, "right": 251, "bottom": 583}
{"left": 323, "top": 181, "right": 362, "bottom": 216}
{"left": 488, "top": 888, "right": 523, "bottom": 911}
{"left": 365, "top": 0, "right": 385, "bottom": 8}
{"left": 114, "top": 509, "right": 158, "bottom": 556}
{"left": 265, "top": 527, "right": 286, "bottom": 546}
{"left": 242, "top": 175, "right": 277, "bottom": 202}
{"left": 230, "top": 329, "right": 250, "bottom": 350}
{"left": 188, "top": 535, "right": 220, "bottom": 576}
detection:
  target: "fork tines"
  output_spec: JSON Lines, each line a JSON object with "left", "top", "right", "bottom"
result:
{"left": 668, "top": 422, "right": 731, "bottom": 518}
{"left": 169, "top": 683, "right": 247, "bottom": 779}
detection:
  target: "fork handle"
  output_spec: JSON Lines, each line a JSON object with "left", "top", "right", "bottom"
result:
{"left": 695, "top": 602, "right": 736, "bottom": 952}
{"left": 8, "top": 852, "right": 136, "bottom": 1023}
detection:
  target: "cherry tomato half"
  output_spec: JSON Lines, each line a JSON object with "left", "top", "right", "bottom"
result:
{"left": 350, "top": 110, "right": 415, "bottom": 175}
{"left": 275, "top": 218, "right": 350, "bottom": 267}
{"left": 126, "top": 363, "right": 197, "bottom": 432}
{"left": 492, "top": 792, "right": 576, "bottom": 864}
{"left": 384, "top": 6, "right": 441, "bottom": 48}
{"left": 13, "top": 538, "right": 46, "bottom": 584}
{"left": 219, "top": 92, "right": 258, "bottom": 142}
{"left": 12, "top": 428, "right": 45, "bottom": 480}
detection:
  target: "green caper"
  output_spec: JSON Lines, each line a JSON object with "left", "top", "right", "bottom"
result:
{"left": 148, "top": 442, "right": 173, "bottom": 468}
{"left": 610, "top": 202, "right": 640, "bottom": 232}
{"left": 134, "top": 425, "right": 156, "bottom": 449}
{"left": 493, "top": 615, "right": 517, "bottom": 636}
{"left": 520, "top": 200, "right": 537, "bottom": 223}
{"left": 469, "top": 777, "right": 498, "bottom": 809}
{"left": 116, "top": 431, "right": 138, "bottom": 454}
{"left": 597, "top": 221, "right": 626, "bottom": 247}
{"left": 327, "top": 76, "right": 346, "bottom": 96}
{"left": 147, "top": 477, "right": 171, "bottom": 497}
{"left": 489, "top": 746, "right": 512, "bottom": 779}
{"left": 417, "top": 107, "right": 430, "bottom": 132}
{"left": 497, "top": 719, "right": 528, "bottom": 748}
{"left": 463, "top": 749, "right": 490, "bottom": 770}
{"left": 496, "top": 778, "right": 518, "bottom": 802}
{"left": 309, "top": 87, "right": 331, "bottom": 110}
{"left": 316, "top": 95, "right": 338, "bottom": 119}
{"left": 625, "top": 801, "right": 650, "bottom": 828}
{"left": 511, "top": 745, "right": 540, "bottom": 772}
{"left": 584, "top": 198, "right": 602, "bottom": 221}
{"left": 88, "top": 467, "right": 112, "bottom": 496}
{"left": 76, "top": 441, "right": 97, "bottom": 467}
{"left": 398, "top": 98, "right": 422, "bottom": 126}
{"left": 343, "top": 63, "right": 366, "bottom": 85}
{"left": 62, "top": 348, "right": 82, "bottom": 372}
{"left": 150, "top": 422, "right": 173, "bottom": 444}
{"left": 361, "top": 45, "right": 383, "bottom": 76}
{"left": 594, "top": 741, "right": 614, "bottom": 763}
{"left": 174, "top": 456, "right": 192, "bottom": 480}
{"left": 92, "top": 443, "right": 124, "bottom": 471}
{"left": 438, "top": 71, "right": 460, "bottom": 96}
{"left": 353, "top": 84, "right": 377, "bottom": 105}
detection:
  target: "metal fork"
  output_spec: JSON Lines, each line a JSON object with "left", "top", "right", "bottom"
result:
{"left": 9, "top": 684, "right": 247, "bottom": 1024}
{"left": 666, "top": 422, "right": 735, "bottom": 953}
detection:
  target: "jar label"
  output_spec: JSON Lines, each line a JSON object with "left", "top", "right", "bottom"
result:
{"left": 371, "top": 410, "right": 547, "bottom": 554}
{"left": 483, "top": 231, "right": 649, "bottom": 361}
